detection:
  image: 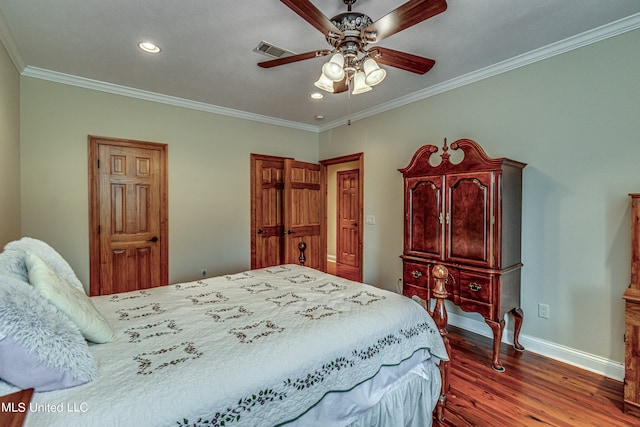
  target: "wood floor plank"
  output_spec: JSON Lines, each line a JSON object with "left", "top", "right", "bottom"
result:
{"left": 442, "top": 326, "right": 640, "bottom": 426}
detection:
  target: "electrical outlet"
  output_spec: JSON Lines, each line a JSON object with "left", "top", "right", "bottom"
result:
{"left": 538, "top": 303, "right": 550, "bottom": 319}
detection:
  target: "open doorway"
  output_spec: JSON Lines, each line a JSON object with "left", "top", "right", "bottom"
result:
{"left": 321, "top": 153, "right": 363, "bottom": 282}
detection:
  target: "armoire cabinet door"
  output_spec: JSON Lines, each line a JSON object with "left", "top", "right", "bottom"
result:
{"left": 446, "top": 172, "right": 494, "bottom": 267}
{"left": 405, "top": 176, "right": 444, "bottom": 259}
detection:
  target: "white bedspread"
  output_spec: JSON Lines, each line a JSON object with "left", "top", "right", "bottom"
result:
{"left": 9, "top": 265, "right": 447, "bottom": 427}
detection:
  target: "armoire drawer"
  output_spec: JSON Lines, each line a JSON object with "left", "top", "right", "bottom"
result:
{"left": 459, "top": 271, "right": 492, "bottom": 304}
{"left": 459, "top": 298, "right": 493, "bottom": 320}
{"left": 403, "top": 282, "right": 429, "bottom": 301}
{"left": 402, "top": 261, "right": 430, "bottom": 300}
{"left": 403, "top": 262, "right": 429, "bottom": 288}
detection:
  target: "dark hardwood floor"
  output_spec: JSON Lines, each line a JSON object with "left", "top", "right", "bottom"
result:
{"left": 442, "top": 326, "right": 640, "bottom": 426}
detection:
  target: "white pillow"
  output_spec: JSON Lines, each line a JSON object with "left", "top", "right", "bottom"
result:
{"left": 25, "top": 252, "right": 116, "bottom": 344}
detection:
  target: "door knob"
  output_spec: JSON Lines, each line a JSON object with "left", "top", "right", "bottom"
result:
{"left": 257, "top": 229, "right": 264, "bottom": 234}
{"left": 149, "top": 236, "right": 159, "bottom": 243}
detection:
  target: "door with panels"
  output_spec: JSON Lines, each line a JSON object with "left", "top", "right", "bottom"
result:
{"left": 251, "top": 154, "right": 326, "bottom": 271}
{"left": 89, "top": 136, "right": 168, "bottom": 296}
{"left": 283, "top": 159, "right": 325, "bottom": 270}
{"left": 336, "top": 169, "right": 360, "bottom": 281}
{"left": 251, "top": 154, "right": 287, "bottom": 269}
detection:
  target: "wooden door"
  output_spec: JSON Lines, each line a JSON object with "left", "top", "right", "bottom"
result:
{"left": 336, "top": 169, "right": 360, "bottom": 280}
{"left": 89, "top": 136, "right": 168, "bottom": 296}
{"left": 405, "top": 176, "right": 445, "bottom": 260}
{"left": 250, "top": 154, "right": 287, "bottom": 269}
{"left": 446, "top": 172, "right": 494, "bottom": 267}
{"left": 283, "top": 159, "right": 326, "bottom": 270}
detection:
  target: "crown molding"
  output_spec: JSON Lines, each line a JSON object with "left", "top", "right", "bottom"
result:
{"left": 319, "top": 12, "right": 640, "bottom": 131}
{"left": 20, "top": 66, "right": 319, "bottom": 132}
{"left": 4, "top": 9, "right": 639, "bottom": 133}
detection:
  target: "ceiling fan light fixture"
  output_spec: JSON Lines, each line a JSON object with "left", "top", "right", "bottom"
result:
{"left": 363, "top": 58, "right": 386, "bottom": 86}
{"left": 314, "top": 72, "right": 335, "bottom": 93}
{"left": 322, "top": 53, "right": 345, "bottom": 82}
{"left": 351, "top": 71, "right": 372, "bottom": 95}
{"left": 258, "top": 0, "right": 445, "bottom": 96}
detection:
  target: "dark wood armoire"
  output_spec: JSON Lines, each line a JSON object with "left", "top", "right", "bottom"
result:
{"left": 623, "top": 193, "right": 640, "bottom": 416}
{"left": 400, "top": 138, "right": 526, "bottom": 372}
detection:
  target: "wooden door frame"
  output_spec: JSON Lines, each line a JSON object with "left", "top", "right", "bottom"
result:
{"left": 321, "top": 153, "right": 363, "bottom": 282}
{"left": 88, "top": 136, "right": 169, "bottom": 295}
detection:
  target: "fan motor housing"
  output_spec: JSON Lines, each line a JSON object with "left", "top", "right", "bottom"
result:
{"left": 327, "top": 11, "right": 372, "bottom": 50}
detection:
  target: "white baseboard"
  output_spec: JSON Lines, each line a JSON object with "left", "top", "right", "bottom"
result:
{"left": 448, "top": 312, "right": 624, "bottom": 382}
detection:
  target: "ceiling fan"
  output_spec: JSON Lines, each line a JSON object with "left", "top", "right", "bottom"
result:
{"left": 258, "top": 0, "right": 447, "bottom": 94}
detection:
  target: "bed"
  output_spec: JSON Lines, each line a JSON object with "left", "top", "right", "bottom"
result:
{"left": 0, "top": 238, "right": 451, "bottom": 426}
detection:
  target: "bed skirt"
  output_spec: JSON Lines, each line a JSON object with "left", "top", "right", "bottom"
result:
{"left": 285, "top": 353, "right": 442, "bottom": 427}
{"left": 348, "top": 370, "right": 439, "bottom": 426}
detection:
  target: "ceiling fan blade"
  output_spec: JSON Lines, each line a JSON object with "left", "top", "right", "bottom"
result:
{"left": 258, "top": 49, "right": 331, "bottom": 68}
{"left": 362, "top": 0, "right": 447, "bottom": 44}
{"left": 371, "top": 47, "right": 435, "bottom": 74}
{"left": 281, "top": 0, "right": 343, "bottom": 38}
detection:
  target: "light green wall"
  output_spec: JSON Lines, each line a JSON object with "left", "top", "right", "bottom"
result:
{"left": 0, "top": 41, "right": 20, "bottom": 246}
{"left": 19, "top": 78, "right": 318, "bottom": 288}
{"left": 319, "top": 28, "right": 640, "bottom": 363}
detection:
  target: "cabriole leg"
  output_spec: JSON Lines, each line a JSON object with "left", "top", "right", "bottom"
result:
{"left": 510, "top": 308, "right": 525, "bottom": 352}
{"left": 485, "top": 318, "right": 505, "bottom": 372}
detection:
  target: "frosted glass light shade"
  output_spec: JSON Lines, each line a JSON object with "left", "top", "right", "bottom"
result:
{"left": 322, "top": 53, "right": 345, "bottom": 82}
{"left": 363, "top": 58, "right": 386, "bottom": 86}
{"left": 351, "top": 71, "right": 372, "bottom": 95}
{"left": 314, "top": 72, "right": 335, "bottom": 93}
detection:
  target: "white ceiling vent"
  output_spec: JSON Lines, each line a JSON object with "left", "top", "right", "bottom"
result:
{"left": 254, "top": 41, "right": 294, "bottom": 59}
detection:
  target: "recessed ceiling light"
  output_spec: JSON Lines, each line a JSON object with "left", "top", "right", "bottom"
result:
{"left": 310, "top": 92, "right": 324, "bottom": 100}
{"left": 315, "top": 115, "right": 324, "bottom": 121}
{"left": 138, "top": 41, "right": 161, "bottom": 53}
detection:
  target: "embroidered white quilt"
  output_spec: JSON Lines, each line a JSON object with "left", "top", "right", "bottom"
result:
{"left": 15, "top": 265, "right": 447, "bottom": 427}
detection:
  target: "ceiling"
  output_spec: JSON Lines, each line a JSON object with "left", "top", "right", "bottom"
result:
{"left": 1, "top": 0, "right": 639, "bottom": 130}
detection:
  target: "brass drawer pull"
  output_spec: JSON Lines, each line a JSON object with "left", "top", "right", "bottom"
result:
{"left": 469, "top": 282, "right": 482, "bottom": 292}
{"left": 412, "top": 270, "right": 423, "bottom": 279}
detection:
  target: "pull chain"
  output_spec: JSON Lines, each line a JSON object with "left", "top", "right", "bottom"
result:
{"left": 347, "top": 77, "right": 352, "bottom": 126}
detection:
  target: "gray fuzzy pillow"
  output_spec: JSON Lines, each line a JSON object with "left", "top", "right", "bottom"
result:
{"left": 0, "top": 237, "right": 86, "bottom": 294}
{"left": 0, "top": 275, "right": 97, "bottom": 391}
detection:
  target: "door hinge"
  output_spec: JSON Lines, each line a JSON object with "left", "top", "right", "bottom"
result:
{"left": 98, "top": 225, "right": 101, "bottom": 234}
